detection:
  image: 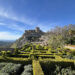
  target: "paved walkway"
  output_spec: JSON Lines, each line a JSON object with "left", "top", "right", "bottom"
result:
{"left": 65, "top": 46, "right": 75, "bottom": 50}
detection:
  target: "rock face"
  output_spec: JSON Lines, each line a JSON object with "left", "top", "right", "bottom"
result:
{"left": 14, "top": 27, "right": 45, "bottom": 48}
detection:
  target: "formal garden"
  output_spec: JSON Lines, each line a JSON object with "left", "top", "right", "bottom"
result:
{"left": 0, "top": 43, "right": 75, "bottom": 75}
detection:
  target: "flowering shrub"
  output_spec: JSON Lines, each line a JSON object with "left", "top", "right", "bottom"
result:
{"left": 21, "top": 64, "right": 33, "bottom": 75}
{"left": 0, "top": 63, "right": 21, "bottom": 74}
{"left": 0, "top": 63, "right": 7, "bottom": 70}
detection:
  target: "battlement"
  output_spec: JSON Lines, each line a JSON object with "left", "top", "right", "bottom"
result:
{"left": 25, "top": 27, "right": 41, "bottom": 34}
{"left": 35, "top": 27, "right": 40, "bottom": 32}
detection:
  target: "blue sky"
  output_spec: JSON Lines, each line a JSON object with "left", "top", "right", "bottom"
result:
{"left": 0, "top": 0, "right": 75, "bottom": 40}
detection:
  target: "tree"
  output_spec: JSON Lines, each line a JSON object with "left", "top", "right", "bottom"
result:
{"left": 14, "top": 48, "right": 19, "bottom": 55}
{"left": 48, "top": 24, "right": 75, "bottom": 49}
{"left": 48, "top": 34, "right": 64, "bottom": 49}
{"left": 36, "top": 44, "right": 43, "bottom": 50}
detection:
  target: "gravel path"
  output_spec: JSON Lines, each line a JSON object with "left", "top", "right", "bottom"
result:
{"left": 65, "top": 46, "right": 75, "bottom": 50}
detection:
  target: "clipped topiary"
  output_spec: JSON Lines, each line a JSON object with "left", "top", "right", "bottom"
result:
{"left": 1, "top": 51, "right": 7, "bottom": 58}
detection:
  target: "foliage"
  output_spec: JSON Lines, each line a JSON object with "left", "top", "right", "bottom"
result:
{"left": 14, "top": 48, "right": 19, "bottom": 55}
{"left": 40, "top": 60, "right": 75, "bottom": 75}
{"left": 6, "top": 51, "right": 11, "bottom": 57}
{"left": 54, "top": 65, "right": 75, "bottom": 75}
{"left": 0, "top": 36, "right": 75, "bottom": 75}
{"left": 0, "top": 73, "right": 9, "bottom": 75}
{"left": 0, "top": 63, "right": 7, "bottom": 70}
{"left": 48, "top": 35, "right": 64, "bottom": 49}
{"left": 70, "top": 49, "right": 75, "bottom": 56}
{"left": 48, "top": 25, "right": 75, "bottom": 49}
{"left": 21, "top": 64, "right": 33, "bottom": 75}
{"left": 44, "top": 46, "right": 48, "bottom": 50}
{"left": 1, "top": 51, "right": 7, "bottom": 58}
{"left": 46, "top": 48, "right": 51, "bottom": 54}
{"left": 36, "top": 44, "right": 43, "bottom": 50}
{"left": 7, "top": 57, "right": 31, "bottom": 62}
{"left": 0, "top": 63, "right": 21, "bottom": 75}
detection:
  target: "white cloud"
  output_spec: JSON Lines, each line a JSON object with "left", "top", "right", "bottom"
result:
{"left": 0, "top": 22, "right": 6, "bottom": 26}
{"left": 0, "top": 6, "right": 59, "bottom": 32}
{"left": 0, "top": 7, "right": 38, "bottom": 32}
{"left": 0, "top": 32, "right": 21, "bottom": 40}
{"left": 0, "top": 22, "right": 25, "bottom": 32}
{"left": 0, "top": 7, "right": 37, "bottom": 26}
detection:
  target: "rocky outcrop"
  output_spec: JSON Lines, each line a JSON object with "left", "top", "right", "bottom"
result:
{"left": 13, "top": 27, "right": 45, "bottom": 48}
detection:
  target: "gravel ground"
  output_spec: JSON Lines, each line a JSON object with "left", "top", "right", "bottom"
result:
{"left": 65, "top": 46, "right": 75, "bottom": 50}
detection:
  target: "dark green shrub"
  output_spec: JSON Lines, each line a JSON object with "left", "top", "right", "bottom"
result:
{"left": 6, "top": 51, "right": 11, "bottom": 57}
{"left": 1, "top": 51, "right": 7, "bottom": 58}
{"left": 14, "top": 48, "right": 19, "bottom": 55}
{"left": 36, "top": 44, "right": 43, "bottom": 50}
{"left": 40, "top": 61, "right": 75, "bottom": 75}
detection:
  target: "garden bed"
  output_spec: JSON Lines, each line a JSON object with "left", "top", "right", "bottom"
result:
{"left": 40, "top": 60, "right": 75, "bottom": 75}
{"left": 0, "top": 62, "right": 33, "bottom": 75}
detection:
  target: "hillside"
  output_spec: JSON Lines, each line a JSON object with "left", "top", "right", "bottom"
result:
{"left": 12, "top": 27, "right": 45, "bottom": 48}
{"left": 0, "top": 41, "right": 14, "bottom": 48}
{"left": 11, "top": 25, "right": 75, "bottom": 48}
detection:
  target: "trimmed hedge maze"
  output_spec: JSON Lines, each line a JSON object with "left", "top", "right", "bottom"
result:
{"left": 0, "top": 44, "right": 75, "bottom": 75}
{"left": 40, "top": 60, "right": 75, "bottom": 75}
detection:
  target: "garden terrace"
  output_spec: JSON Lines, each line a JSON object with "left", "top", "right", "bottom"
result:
{"left": 0, "top": 44, "right": 75, "bottom": 75}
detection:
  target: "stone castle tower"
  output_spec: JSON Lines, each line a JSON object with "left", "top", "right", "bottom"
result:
{"left": 35, "top": 27, "right": 40, "bottom": 32}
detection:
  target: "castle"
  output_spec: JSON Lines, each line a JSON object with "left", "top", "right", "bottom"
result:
{"left": 23, "top": 27, "right": 44, "bottom": 41}
{"left": 25, "top": 27, "right": 42, "bottom": 34}
{"left": 16, "top": 27, "right": 45, "bottom": 47}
